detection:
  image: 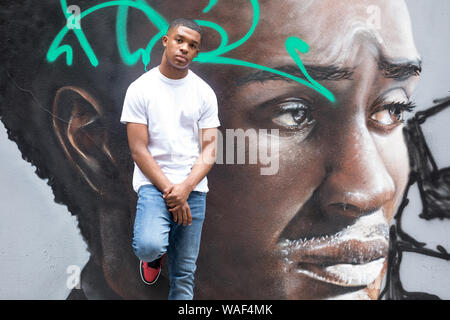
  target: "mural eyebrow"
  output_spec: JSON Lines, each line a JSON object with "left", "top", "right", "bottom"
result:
{"left": 235, "top": 64, "right": 355, "bottom": 86}
{"left": 378, "top": 55, "right": 422, "bottom": 80}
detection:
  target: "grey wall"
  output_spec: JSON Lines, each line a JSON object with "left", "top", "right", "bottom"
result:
{"left": 0, "top": 0, "right": 448, "bottom": 299}
{"left": 0, "top": 121, "right": 90, "bottom": 299}
{"left": 397, "top": 0, "right": 450, "bottom": 299}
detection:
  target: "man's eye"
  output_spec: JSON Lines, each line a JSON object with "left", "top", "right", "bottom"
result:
{"left": 370, "top": 101, "right": 416, "bottom": 127}
{"left": 272, "top": 100, "right": 315, "bottom": 130}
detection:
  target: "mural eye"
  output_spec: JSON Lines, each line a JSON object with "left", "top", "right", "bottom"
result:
{"left": 272, "top": 99, "right": 315, "bottom": 130}
{"left": 370, "top": 102, "right": 416, "bottom": 127}
{"left": 370, "top": 109, "right": 400, "bottom": 126}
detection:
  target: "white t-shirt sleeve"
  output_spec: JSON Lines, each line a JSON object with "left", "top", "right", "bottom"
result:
{"left": 198, "top": 86, "right": 220, "bottom": 129}
{"left": 120, "top": 83, "right": 147, "bottom": 125}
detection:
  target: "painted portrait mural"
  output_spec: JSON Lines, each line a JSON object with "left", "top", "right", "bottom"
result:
{"left": 0, "top": 0, "right": 449, "bottom": 300}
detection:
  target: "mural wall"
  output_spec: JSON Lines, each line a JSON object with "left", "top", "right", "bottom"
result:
{"left": 1, "top": 0, "right": 449, "bottom": 299}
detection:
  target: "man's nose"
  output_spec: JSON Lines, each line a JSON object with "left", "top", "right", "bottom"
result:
{"left": 179, "top": 43, "right": 189, "bottom": 54}
{"left": 319, "top": 121, "right": 396, "bottom": 219}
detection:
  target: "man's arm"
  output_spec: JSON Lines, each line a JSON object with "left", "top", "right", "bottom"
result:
{"left": 164, "top": 127, "right": 218, "bottom": 209}
{"left": 126, "top": 122, "right": 173, "bottom": 192}
{"left": 127, "top": 122, "right": 193, "bottom": 226}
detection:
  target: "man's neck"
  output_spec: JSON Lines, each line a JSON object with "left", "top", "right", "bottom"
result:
{"left": 158, "top": 61, "right": 188, "bottom": 80}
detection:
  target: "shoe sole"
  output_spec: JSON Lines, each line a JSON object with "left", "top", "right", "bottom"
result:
{"left": 140, "top": 260, "right": 162, "bottom": 285}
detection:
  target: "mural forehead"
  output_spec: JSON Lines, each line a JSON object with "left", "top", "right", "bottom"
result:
{"left": 243, "top": 0, "right": 418, "bottom": 66}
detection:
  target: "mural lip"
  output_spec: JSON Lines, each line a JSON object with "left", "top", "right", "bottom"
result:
{"left": 278, "top": 210, "right": 389, "bottom": 285}
{"left": 295, "top": 258, "right": 386, "bottom": 287}
{"left": 279, "top": 236, "right": 388, "bottom": 266}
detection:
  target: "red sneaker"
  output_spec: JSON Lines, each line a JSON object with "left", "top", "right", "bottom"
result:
{"left": 140, "top": 255, "right": 164, "bottom": 285}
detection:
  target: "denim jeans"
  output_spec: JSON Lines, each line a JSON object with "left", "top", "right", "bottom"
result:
{"left": 132, "top": 184, "right": 207, "bottom": 300}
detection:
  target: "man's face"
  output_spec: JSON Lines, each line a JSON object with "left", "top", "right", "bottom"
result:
{"left": 162, "top": 25, "right": 201, "bottom": 70}
{"left": 192, "top": 0, "right": 420, "bottom": 299}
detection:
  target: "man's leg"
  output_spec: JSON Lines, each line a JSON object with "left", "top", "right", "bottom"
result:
{"left": 167, "top": 191, "right": 207, "bottom": 300}
{"left": 132, "top": 185, "right": 171, "bottom": 266}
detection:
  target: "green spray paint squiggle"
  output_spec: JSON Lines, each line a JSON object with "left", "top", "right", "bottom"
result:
{"left": 48, "top": 0, "right": 169, "bottom": 67}
{"left": 47, "top": 0, "right": 335, "bottom": 103}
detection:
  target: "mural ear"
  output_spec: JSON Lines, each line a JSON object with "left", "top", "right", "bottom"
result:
{"left": 52, "top": 86, "right": 118, "bottom": 195}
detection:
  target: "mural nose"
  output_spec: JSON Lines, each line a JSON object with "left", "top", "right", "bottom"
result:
{"left": 320, "top": 128, "right": 396, "bottom": 219}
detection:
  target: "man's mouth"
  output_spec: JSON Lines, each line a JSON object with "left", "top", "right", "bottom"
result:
{"left": 278, "top": 210, "right": 389, "bottom": 287}
{"left": 175, "top": 55, "right": 187, "bottom": 62}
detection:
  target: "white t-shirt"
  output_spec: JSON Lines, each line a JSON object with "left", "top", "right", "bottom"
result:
{"left": 120, "top": 67, "right": 220, "bottom": 193}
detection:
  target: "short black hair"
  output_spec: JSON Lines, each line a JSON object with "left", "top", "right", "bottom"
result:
{"left": 168, "top": 18, "right": 203, "bottom": 39}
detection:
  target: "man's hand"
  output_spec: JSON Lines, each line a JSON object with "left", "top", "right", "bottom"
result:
{"left": 163, "top": 182, "right": 192, "bottom": 209}
{"left": 168, "top": 201, "right": 192, "bottom": 226}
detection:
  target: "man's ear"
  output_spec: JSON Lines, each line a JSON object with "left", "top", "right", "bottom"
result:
{"left": 52, "top": 86, "right": 118, "bottom": 195}
{"left": 162, "top": 34, "right": 168, "bottom": 48}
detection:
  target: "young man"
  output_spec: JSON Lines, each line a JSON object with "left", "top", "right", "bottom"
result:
{"left": 120, "top": 18, "right": 220, "bottom": 300}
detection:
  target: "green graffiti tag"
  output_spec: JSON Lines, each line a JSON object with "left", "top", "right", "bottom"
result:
{"left": 47, "top": 0, "right": 335, "bottom": 103}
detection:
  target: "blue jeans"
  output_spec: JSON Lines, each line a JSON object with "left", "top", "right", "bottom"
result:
{"left": 132, "top": 184, "right": 207, "bottom": 300}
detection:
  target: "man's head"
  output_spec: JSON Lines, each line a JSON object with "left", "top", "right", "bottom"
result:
{"left": 161, "top": 18, "right": 202, "bottom": 70}
{"left": 0, "top": 0, "right": 420, "bottom": 299}
{"left": 168, "top": 18, "right": 203, "bottom": 39}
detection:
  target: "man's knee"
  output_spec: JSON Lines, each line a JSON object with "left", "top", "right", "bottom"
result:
{"left": 133, "top": 235, "right": 166, "bottom": 261}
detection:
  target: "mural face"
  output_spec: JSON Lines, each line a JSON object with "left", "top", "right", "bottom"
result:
{"left": 4, "top": 0, "right": 444, "bottom": 300}
{"left": 197, "top": 0, "right": 419, "bottom": 300}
